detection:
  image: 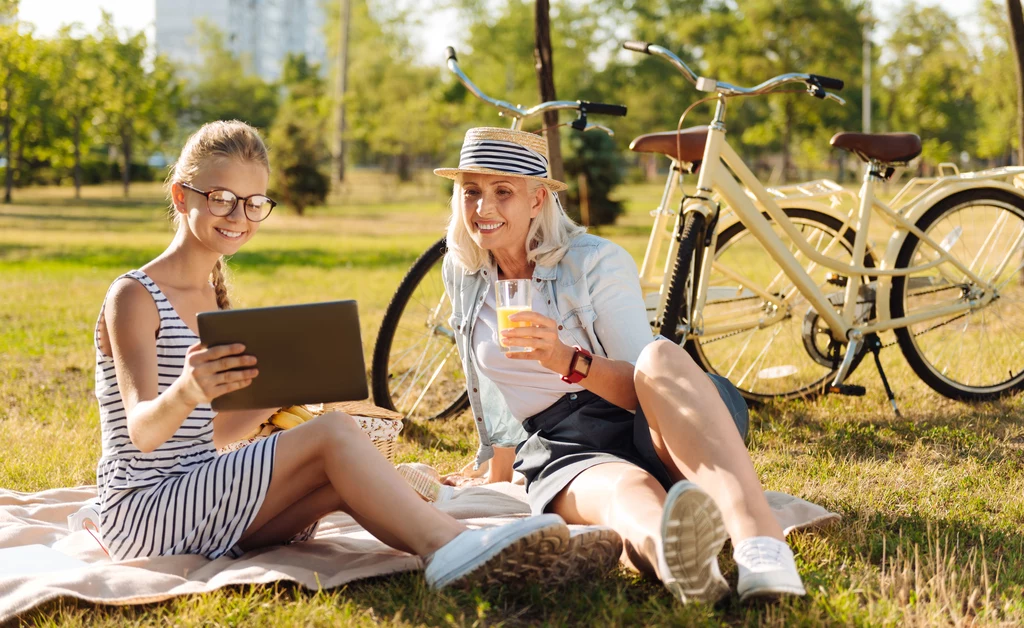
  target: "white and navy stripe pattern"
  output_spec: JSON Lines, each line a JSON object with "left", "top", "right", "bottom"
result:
{"left": 458, "top": 139, "right": 550, "bottom": 177}
{"left": 93, "top": 270, "right": 315, "bottom": 560}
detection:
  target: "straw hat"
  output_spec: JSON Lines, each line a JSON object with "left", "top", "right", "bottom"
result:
{"left": 434, "top": 127, "right": 568, "bottom": 192}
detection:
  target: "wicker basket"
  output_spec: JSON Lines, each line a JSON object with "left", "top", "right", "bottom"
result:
{"left": 306, "top": 400, "right": 404, "bottom": 463}
{"left": 218, "top": 401, "right": 405, "bottom": 462}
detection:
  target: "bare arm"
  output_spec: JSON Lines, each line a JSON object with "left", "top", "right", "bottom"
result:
{"left": 105, "top": 279, "right": 259, "bottom": 453}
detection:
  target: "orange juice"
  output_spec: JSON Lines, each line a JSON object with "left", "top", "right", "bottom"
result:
{"left": 497, "top": 305, "right": 532, "bottom": 349}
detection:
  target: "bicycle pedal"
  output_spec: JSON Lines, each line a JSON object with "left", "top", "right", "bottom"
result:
{"left": 827, "top": 384, "right": 866, "bottom": 396}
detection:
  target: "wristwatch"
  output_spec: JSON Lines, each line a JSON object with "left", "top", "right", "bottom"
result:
{"left": 561, "top": 346, "right": 593, "bottom": 384}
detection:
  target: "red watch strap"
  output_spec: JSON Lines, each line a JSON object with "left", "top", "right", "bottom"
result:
{"left": 561, "top": 346, "right": 593, "bottom": 384}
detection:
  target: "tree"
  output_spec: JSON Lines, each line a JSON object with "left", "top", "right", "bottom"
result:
{"left": 879, "top": 4, "right": 976, "bottom": 171}
{"left": 0, "top": 24, "right": 47, "bottom": 202}
{"left": 47, "top": 26, "right": 102, "bottom": 198}
{"left": 563, "top": 129, "right": 625, "bottom": 226}
{"left": 534, "top": 0, "right": 564, "bottom": 193}
{"left": 185, "top": 21, "right": 278, "bottom": 131}
{"left": 1006, "top": 0, "right": 1024, "bottom": 164}
{"left": 96, "top": 13, "right": 183, "bottom": 197}
{"left": 268, "top": 54, "right": 330, "bottom": 215}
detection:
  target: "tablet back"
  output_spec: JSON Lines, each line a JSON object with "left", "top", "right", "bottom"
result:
{"left": 197, "top": 300, "right": 368, "bottom": 411}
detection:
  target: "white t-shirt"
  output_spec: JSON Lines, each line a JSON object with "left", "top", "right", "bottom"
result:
{"left": 472, "top": 286, "right": 583, "bottom": 420}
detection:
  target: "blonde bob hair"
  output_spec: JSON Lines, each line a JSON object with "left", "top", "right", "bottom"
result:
{"left": 445, "top": 175, "right": 586, "bottom": 273}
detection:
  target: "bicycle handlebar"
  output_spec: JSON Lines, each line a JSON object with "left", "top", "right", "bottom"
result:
{"left": 623, "top": 41, "right": 846, "bottom": 105}
{"left": 444, "top": 47, "right": 628, "bottom": 128}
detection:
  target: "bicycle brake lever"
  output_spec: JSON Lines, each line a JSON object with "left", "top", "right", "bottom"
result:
{"left": 583, "top": 123, "right": 615, "bottom": 136}
{"left": 824, "top": 92, "right": 846, "bottom": 106}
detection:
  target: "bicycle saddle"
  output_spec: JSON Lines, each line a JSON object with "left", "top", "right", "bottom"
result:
{"left": 630, "top": 126, "right": 709, "bottom": 170}
{"left": 830, "top": 132, "right": 922, "bottom": 164}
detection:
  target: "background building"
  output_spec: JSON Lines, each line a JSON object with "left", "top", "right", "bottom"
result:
{"left": 155, "top": 0, "right": 326, "bottom": 81}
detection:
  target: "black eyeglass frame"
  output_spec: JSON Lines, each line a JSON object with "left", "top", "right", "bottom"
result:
{"left": 180, "top": 182, "right": 277, "bottom": 222}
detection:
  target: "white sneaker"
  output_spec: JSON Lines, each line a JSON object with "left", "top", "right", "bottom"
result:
{"left": 541, "top": 525, "right": 622, "bottom": 585}
{"left": 657, "top": 481, "right": 731, "bottom": 604}
{"left": 734, "top": 536, "right": 806, "bottom": 602}
{"left": 423, "top": 514, "right": 569, "bottom": 590}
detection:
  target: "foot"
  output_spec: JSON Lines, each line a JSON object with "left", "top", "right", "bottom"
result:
{"left": 541, "top": 525, "right": 622, "bottom": 585}
{"left": 734, "top": 536, "right": 806, "bottom": 602}
{"left": 657, "top": 481, "right": 730, "bottom": 604}
{"left": 423, "top": 514, "right": 569, "bottom": 590}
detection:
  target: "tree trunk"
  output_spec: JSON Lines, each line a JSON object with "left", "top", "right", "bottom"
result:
{"left": 534, "top": 0, "right": 564, "bottom": 200}
{"left": 122, "top": 127, "right": 131, "bottom": 198}
{"left": 782, "top": 98, "right": 794, "bottom": 182}
{"left": 1008, "top": 0, "right": 1024, "bottom": 165}
{"left": 331, "top": 0, "right": 352, "bottom": 188}
{"left": 73, "top": 114, "right": 82, "bottom": 199}
{"left": 2, "top": 83, "right": 11, "bottom": 204}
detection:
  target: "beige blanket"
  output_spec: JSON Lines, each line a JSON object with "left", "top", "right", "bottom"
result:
{"left": 0, "top": 484, "right": 839, "bottom": 622}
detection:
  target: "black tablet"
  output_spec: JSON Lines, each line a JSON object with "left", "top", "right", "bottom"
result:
{"left": 197, "top": 300, "right": 369, "bottom": 411}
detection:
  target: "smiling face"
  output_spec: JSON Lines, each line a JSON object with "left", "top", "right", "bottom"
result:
{"left": 171, "top": 157, "right": 269, "bottom": 255}
{"left": 460, "top": 173, "right": 547, "bottom": 260}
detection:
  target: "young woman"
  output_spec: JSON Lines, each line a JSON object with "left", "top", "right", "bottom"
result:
{"left": 437, "top": 127, "right": 807, "bottom": 603}
{"left": 93, "top": 120, "right": 590, "bottom": 590}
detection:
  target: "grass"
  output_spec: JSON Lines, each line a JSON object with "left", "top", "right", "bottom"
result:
{"left": 2, "top": 171, "right": 1024, "bottom": 626}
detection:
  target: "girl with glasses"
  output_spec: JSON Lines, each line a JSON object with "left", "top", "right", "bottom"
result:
{"left": 92, "top": 120, "right": 597, "bottom": 588}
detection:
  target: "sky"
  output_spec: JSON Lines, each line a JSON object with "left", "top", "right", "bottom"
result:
{"left": 18, "top": 0, "right": 982, "bottom": 62}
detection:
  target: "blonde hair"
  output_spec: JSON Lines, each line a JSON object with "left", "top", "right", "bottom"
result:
{"left": 166, "top": 120, "right": 269, "bottom": 310}
{"left": 445, "top": 176, "right": 585, "bottom": 273}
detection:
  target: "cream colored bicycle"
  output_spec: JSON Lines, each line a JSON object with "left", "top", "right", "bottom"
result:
{"left": 625, "top": 41, "right": 1024, "bottom": 406}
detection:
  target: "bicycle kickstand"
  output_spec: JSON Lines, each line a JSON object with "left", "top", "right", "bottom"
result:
{"left": 866, "top": 334, "right": 901, "bottom": 418}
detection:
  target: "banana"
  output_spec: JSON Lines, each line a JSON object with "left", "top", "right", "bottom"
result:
{"left": 269, "top": 410, "right": 305, "bottom": 430}
{"left": 287, "top": 405, "right": 316, "bottom": 422}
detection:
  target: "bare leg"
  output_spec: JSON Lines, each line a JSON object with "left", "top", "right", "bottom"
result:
{"left": 549, "top": 462, "right": 669, "bottom": 578}
{"left": 239, "top": 411, "right": 465, "bottom": 556}
{"left": 634, "top": 340, "right": 783, "bottom": 542}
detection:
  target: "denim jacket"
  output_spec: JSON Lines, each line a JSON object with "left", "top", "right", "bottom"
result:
{"left": 442, "top": 232, "right": 655, "bottom": 468}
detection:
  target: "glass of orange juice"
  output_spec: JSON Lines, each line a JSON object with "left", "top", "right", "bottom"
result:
{"left": 495, "top": 278, "right": 532, "bottom": 353}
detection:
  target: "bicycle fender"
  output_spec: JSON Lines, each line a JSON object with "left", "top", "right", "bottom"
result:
{"left": 875, "top": 179, "right": 1024, "bottom": 324}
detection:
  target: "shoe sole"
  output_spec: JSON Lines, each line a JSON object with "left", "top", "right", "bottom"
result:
{"left": 660, "top": 482, "right": 730, "bottom": 604}
{"left": 445, "top": 521, "right": 570, "bottom": 590}
{"left": 739, "top": 583, "right": 807, "bottom": 603}
{"left": 543, "top": 527, "right": 623, "bottom": 586}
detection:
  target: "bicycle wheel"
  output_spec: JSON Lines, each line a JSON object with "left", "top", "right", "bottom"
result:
{"left": 659, "top": 211, "right": 706, "bottom": 342}
{"left": 371, "top": 237, "right": 470, "bottom": 420}
{"left": 891, "top": 189, "right": 1024, "bottom": 400}
{"left": 687, "top": 208, "right": 873, "bottom": 401}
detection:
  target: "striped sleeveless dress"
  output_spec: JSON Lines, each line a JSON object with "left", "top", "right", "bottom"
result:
{"left": 94, "top": 270, "right": 315, "bottom": 560}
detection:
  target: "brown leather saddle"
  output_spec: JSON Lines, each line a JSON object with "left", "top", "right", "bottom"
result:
{"left": 829, "top": 132, "right": 922, "bottom": 164}
{"left": 629, "top": 126, "right": 709, "bottom": 172}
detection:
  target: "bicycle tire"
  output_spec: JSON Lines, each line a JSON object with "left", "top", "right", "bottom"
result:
{"left": 685, "top": 208, "right": 873, "bottom": 401}
{"left": 891, "top": 189, "right": 1024, "bottom": 400}
{"left": 371, "top": 237, "right": 470, "bottom": 421}
{"left": 659, "top": 211, "right": 707, "bottom": 342}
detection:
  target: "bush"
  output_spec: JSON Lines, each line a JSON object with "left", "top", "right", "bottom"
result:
{"left": 562, "top": 130, "right": 625, "bottom": 227}
{"left": 268, "top": 102, "right": 330, "bottom": 216}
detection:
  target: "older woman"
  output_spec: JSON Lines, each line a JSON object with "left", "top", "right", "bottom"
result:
{"left": 437, "top": 127, "right": 806, "bottom": 603}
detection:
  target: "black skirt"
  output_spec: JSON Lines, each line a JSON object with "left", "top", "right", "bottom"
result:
{"left": 512, "top": 374, "right": 749, "bottom": 515}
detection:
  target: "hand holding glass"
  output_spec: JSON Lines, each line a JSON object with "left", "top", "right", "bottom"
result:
{"left": 495, "top": 279, "right": 532, "bottom": 353}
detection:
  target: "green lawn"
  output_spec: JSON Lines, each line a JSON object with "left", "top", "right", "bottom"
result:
{"left": 2, "top": 173, "right": 1023, "bottom": 626}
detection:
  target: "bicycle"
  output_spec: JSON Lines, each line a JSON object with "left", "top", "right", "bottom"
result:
{"left": 622, "top": 41, "right": 1024, "bottom": 407}
{"left": 370, "top": 47, "right": 627, "bottom": 421}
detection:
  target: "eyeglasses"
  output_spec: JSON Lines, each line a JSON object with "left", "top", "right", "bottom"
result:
{"left": 180, "top": 182, "right": 277, "bottom": 222}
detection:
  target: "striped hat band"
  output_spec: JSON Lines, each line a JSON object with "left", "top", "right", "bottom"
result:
{"left": 458, "top": 139, "right": 550, "bottom": 178}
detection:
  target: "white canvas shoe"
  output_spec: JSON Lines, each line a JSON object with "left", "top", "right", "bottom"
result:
{"left": 657, "top": 481, "right": 731, "bottom": 604}
{"left": 423, "top": 514, "right": 569, "bottom": 590}
{"left": 734, "top": 536, "right": 806, "bottom": 602}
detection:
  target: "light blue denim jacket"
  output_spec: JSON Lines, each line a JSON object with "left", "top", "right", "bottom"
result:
{"left": 442, "top": 232, "right": 656, "bottom": 468}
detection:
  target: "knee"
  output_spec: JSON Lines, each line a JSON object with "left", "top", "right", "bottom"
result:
{"left": 311, "top": 411, "right": 361, "bottom": 449}
{"left": 634, "top": 340, "right": 702, "bottom": 388}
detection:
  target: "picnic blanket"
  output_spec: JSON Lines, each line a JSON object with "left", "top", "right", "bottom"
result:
{"left": 0, "top": 482, "right": 840, "bottom": 622}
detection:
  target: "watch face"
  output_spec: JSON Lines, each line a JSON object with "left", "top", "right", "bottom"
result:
{"left": 576, "top": 353, "right": 593, "bottom": 376}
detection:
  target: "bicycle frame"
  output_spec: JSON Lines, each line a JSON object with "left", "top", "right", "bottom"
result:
{"left": 648, "top": 96, "right": 1024, "bottom": 356}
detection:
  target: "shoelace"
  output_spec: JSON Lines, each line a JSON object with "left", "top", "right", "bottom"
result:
{"left": 734, "top": 538, "right": 787, "bottom": 570}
